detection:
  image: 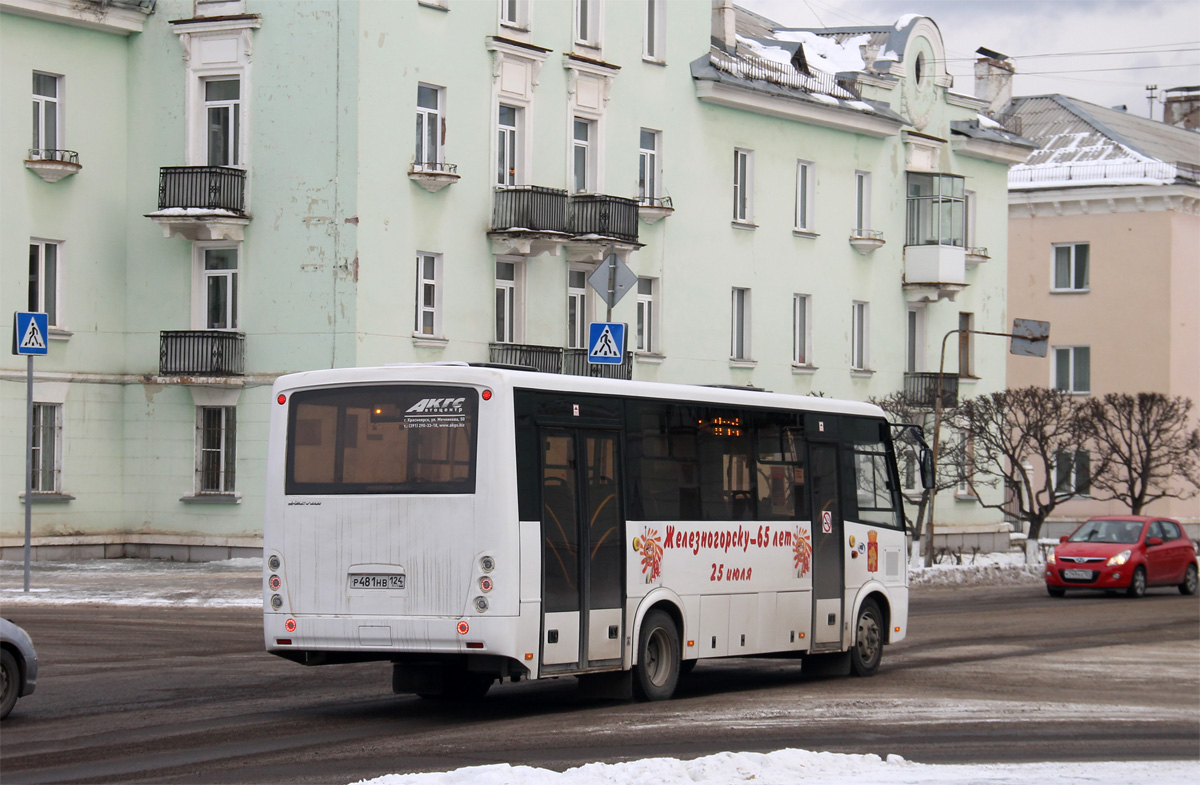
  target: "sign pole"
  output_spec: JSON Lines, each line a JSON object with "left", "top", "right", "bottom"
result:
{"left": 605, "top": 247, "right": 615, "bottom": 323}
{"left": 24, "top": 354, "right": 33, "bottom": 592}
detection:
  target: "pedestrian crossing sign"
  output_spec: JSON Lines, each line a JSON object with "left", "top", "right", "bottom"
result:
{"left": 13, "top": 312, "right": 49, "bottom": 356}
{"left": 587, "top": 322, "right": 626, "bottom": 365}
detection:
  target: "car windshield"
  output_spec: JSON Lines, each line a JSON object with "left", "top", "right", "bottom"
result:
{"left": 1068, "top": 519, "right": 1144, "bottom": 544}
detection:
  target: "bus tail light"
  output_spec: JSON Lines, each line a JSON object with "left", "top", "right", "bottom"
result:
{"left": 465, "top": 641, "right": 484, "bottom": 649}
{"left": 277, "top": 393, "right": 287, "bottom": 405}
{"left": 482, "top": 389, "right": 493, "bottom": 401}
{"left": 474, "top": 596, "right": 489, "bottom": 613}
{"left": 457, "top": 620, "right": 470, "bottom": 635}
{"left": 285, "top": 618, "right": 297, "bottom": 632}
{"left": 276, "top": 639, "right": 292, "bottom": 645}
{"left": 479, "top": 576, "right": 493, "bottom": 592}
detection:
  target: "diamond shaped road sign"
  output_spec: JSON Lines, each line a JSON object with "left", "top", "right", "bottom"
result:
{"left": 587, "top": 252, "right": 638, "bottom": 309}
{"left": 1010, "top": 318, "right": 1049, "bottom": 358}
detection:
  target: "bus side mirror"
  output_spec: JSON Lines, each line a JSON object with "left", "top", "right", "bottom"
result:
{"left": 919, "top": 446, "right": 935, "bottom": 490}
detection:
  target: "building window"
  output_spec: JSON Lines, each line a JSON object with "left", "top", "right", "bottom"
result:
{"left": 644, "top": 0, "right": 665, "bottom": 60}
{"left": 851, "top": 301, "right": 869, "bottom": 370}
{"left": 906, "top": 306, "right": 925, "bottom": 373}
{"left": 638, "top": 128, "right": 661, "bottom": 204}
{"left": 905, "top": 173, "right": 965, "bottom": 247}
{"left": 955, "top": 432, "right": 975, "bottom": 497}
{"left": 572, "top": 117, "right": 595, "bottom": 194}
{"left": 1053, "top": 243, "right": 1090, "bottom": 292}
{"left": 965, "top": 189, "right": 978, "bottom": 248}
{"left": 731, "top": 287, "right": 750, "bottom": 360}
{"left": 31, "top": 403, "right": 62, "bottom": 494}
{"left": 793, "top": 294, "right": 811, "bottom": 366}
{"left": 204, "top": 77, "right": 240, "bottom": 167}
{"left": 637, "top": 277, "right": 658, "bottom": 353}
{"left": 568, "top": 267, "right": 590, "bottom": 349}
{"left": 415, "top": 253, "right": 441, "bottom": 337}
{"left": 499, "top": 0, "right": 529, "bottom": 29}
{"left": 497, "top": 104, "right": 520, "bottom": 186}
{"left": 575, "top": 0, "right": 601, "bottom": 47}
{"left": 202, "top": 247, "right": 239, "bottom": 330}
{"left": 958, "top": 312, "right": 975, "bottom": 378}
{"left": 1054, "top": 449, "right": 1091, "bottom": 497}
{"left": 1053, "top": 346, "right": 1090, "bottom": 393}
{"left": 32, "top": 72, "right": 61, "bottom": 155}
{"left": 415, "top": 84, "right": 444, "bottom": 169}
{"left": 495, "top": 260, "right": 521, "bottom": 343}
{"left": 28, "top": 240, "right": 60, "bottom": 328}
{"left": 854, "top": 171, "right": 871, "bottom": 233}
{"left": 733, "top": 148, "right": 753, "bottom": 223}
{"left": 197, "top": 406, "right": 236, "bottom": 494}
{"left": 794, "top": 160, "right": 814, "bottom": 231}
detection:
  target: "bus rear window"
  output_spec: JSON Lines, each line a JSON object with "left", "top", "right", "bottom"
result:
{"left": 286, "top": 385, "right": 477, "bottom": 495}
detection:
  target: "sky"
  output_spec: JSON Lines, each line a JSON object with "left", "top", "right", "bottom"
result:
{"left": 738, "top": 0, "right": 1200, "bottom": 121}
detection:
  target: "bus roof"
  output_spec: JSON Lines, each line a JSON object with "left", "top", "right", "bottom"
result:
{"left": 273, "top": 363, "right": 886, "bottom": 418}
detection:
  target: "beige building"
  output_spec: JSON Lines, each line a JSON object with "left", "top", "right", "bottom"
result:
{"left": 1003, "top": 94, "right": 1200, "bottom": 531}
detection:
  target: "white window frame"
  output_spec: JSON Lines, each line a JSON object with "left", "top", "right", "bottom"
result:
{"left": 28, "top": 239, "right": 62, "bottom": 329}
{"left": 196, "top": 406, "right": 236, "bottom": 495}
{"left": 567, "top": 265, "right": 592, "bottom": 349}
{"left": 643, "top": 0, "right": 665, "bottom": 61}
{"left": 1053, "top": 346, "right": 1090, "bottom": 394}
{"left": 571, "top": 116, "right": 596, "bottom": 194}
{"left": 194, "top": 244, "right": 240, "bottom": 331}
{"left": 965, "top": 189, "right": 978, "bottom": 249}
{"left": 794, "top": 160, "right": 814, "bottom": 231}
{"left": 497, "top": 103, "right": 522, "bottom": 186}
{"left": 906, "top": 305, "right": 926, "bottom": 373}
{"left": 733, "top": 148, "right": 754, "bottom": 224}
{"left": 958, "top": 312, "right": 975, "bottom": 378}
{"left": 499, "top": 0, "right": 530, "bottom": 30}
{"left": 1052, "top": 242, "right": 1090, "bottom": 292}
{"left": 636, "top": 277, "right": 659, "bottom": 354}
{"left": 414, "top": 252, "right": 443, "bottom": 338}
{"left": 495, "top": 259, "right": 524, "bottom": 344}
{"left": 851, "top": 301, "right": 870, "bottom": 371}
{"left": 793, "top": 293, "right": 812, "bottom": 366}
{"left": 31, "top": 402, "right": 63, "bottom": 494}
{"left": 955, "top": 431, "right": 976, "bottom": 498}
{"left": 854, "top": 171, "right": 872, "bottom": 233}
{"left": 574, "top": 0, "right": 602, "bottom": 49}
{"left": 203, "top": 76, "right": 241, "bottom": 167}
{"left": 32, "top": 71, "right": 62, "bottom": 156}
{"left": 415, "top": 83, "right": 445, "bottom": 170}
{"left": 1054, "top": 449, "right": 1091, "bottom": 498}
{"left": 731, "top": 287, "right": 751, "bottom": 360}
{"left": 638, "top": 128, "right": 661, "bottom": 204}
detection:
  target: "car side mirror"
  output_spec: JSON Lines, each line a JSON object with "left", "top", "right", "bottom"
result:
{"left": 1059, "top": 536, "right": 1068, "bottom": 543}
{"left": 1147, "top": 537, "right": 1164, "bottom": 547}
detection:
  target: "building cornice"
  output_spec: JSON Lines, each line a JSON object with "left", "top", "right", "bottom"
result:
{"left": 1008, "top": 182, "right": 1200, "bottom": 218}
{"left": 1, "top": 0, "right": 151, "bottom": 34}
{"left": 951, "top": 136, "right": 1032, "bottom": 166}
{"left": 694, "top": 80, "right": 901, "bottom": 139}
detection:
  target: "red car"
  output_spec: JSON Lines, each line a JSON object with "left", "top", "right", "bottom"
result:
{"left": 1045, "top": 516, "right": 1199, "bottom": 598}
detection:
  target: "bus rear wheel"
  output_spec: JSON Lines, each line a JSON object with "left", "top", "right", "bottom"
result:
{"left": 634, "top": 610, "right": 680, "bottom": 701}
{"left": 850, "top": 599, "right": 883, "bottom": 677}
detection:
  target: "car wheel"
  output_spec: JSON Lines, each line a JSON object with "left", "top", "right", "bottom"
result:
{"left": 1047, "top": 586, "right": 1065, "bottom": 598}
{"left": 633, "top": 610, "right": 680, "bottom": 701}
{"left": 850, "top": 599, "right": 883, "bottom": 677}
{"left": 1180, "top": 563, "right": 1198, "bottom": 596}
{"left": 1126, "top": 566, "right": 1147, "bottom": 598}
{"left": 1, "top": 649, "right": 19, "bottom": 720}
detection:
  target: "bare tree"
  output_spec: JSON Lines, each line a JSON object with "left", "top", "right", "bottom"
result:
{"left": 1084, "top": 393, "right": 1200, "bottom": 514}
{"left": 949, "top": 387, "right": 1090, "bottom": 544}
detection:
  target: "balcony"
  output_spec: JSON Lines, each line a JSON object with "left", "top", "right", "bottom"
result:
{"left": 637, "top": 195, "right": 674, "bottom": 225}
{"left": 146, "top": 166, "right": 249, "bottom": 242}
{"left": 903, "top": 372, "right": 959, "bottom": 409}
{"left": 849, "top": 228, "right": 885, "bottom": 255}
{"left": 160, "top": 331, "right": 245, "bottom": 377}
{"left": 488, "top": 343, "right": 633, "bottom": 380}
{"left": 903, "top": 244, "right": 967, "bottom": 303}
{"left": 408, "top": 161, "right": 460, "bottom": 192}
{"left": 965, "top": 246, "right": 990, "bottom": 269}
{"left": 489, "top": 186, "right": 570, "bottom": 256}
{"left": 568, "top": 194, "right": 639, "bottom": 243}
{"left": 25, "top": 149, "right": 81, "bottom": 182}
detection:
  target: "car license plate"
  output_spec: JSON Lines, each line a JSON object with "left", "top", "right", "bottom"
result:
{"left": 1063, "top": 569, "right": 1093, "bottom": 580}
{"left": 350, "top": 574, "right": 405, "bottom": 590}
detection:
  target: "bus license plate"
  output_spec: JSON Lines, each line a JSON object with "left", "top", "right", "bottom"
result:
{"left": 350, "top": 574, "right": 405, "bottom": 590}
{"left": 1063, "top": 569, "right": 1093, "bottom": 580}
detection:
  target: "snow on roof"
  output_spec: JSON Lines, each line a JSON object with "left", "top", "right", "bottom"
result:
{"left": 770, "top": 30, "right": 870, "bottom": 73}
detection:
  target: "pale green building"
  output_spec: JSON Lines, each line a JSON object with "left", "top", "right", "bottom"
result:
{"left": 1, "top": 0, "right": 1031, "bottom": 559}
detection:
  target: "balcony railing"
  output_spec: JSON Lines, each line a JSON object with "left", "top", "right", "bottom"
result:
{"left": 27, "top": 149, "right": 79, "bottom": 164}
{"left": 903, "top": 372, "right": 958, "bottom": 409}
{"left": 160, "top": 330, "right": 245, "bottom": 376}
{"left": 492, "top": 186, "right": 568, "bottom": 234}
{"left": 564, "top": 348, "right": 633, "bottom": 380}
{"left": 568, "top": 194, "right": 640, "bottom": 243}
{"left": 158, "top": 166, "right": 246, "bottom": 215}
{"left": 488, "top": 343, "right": 563, "bottom": 374}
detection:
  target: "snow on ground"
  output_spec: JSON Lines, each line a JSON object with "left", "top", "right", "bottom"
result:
{"left": 349, "top": 749, "right": 1199, "bottom": 785}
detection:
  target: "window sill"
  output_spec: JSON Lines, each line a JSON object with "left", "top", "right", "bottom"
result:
{"left": 954, "top": 491, "right": 978, "bottom": 502}
{"left": 635, "top": 352, "right": 665, "bottom": 364}
{"left": 417, "top": 0, "right": 448, "bottom": 10}
{"left": 792, "top": 229, "right": 819, "bottom": 239}
{"left": 49, "top": 327, "right": 72, "bottom": 341}
{"left": 20, "top": 493, "right": 75, "bottom": 504}
{"left": 642, "top": 56, "right": 667, "bottom": 66}
{"left": 791, "top": 364, "right": 818, "bottom": 375}
{"left": 958, "top": 374, "right": 980, "bottom": 383}
{"left": 412, "top": 335, "right": 449, "bottom": 349}
{"left": 729, "top": 358, "right": 757, "bottom": 368}
{"left": 850, "top": 369, "right": 875, "bottom": 377}
{"left": 1050, "top": 289, "right": 1090, "bottom": 295}
{"left": 731, "top": 220, "right": 758, "bottom": 231}
{"left": 180, "top": 494, "right": 241, "bottom": 505}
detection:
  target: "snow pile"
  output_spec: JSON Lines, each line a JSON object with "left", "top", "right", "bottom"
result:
{"left": 348, "top": 749, "right": 1199, "bottom": 785}
{"left": 909, "top": 550, "right": 1042, "bottom": 588}
{"left": 772, "top": 30, "right": 870, "bottom": 73}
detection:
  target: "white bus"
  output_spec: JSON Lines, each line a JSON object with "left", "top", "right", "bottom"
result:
{"left": 263, "top": 363, "right": 929, "bottom": 701}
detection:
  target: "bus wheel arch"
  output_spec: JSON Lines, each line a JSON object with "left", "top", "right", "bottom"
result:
{"left": 633, "top": 608, "right": 681, "bottom": 701}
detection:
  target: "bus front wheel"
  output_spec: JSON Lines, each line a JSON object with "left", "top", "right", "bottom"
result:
{"left": 634, "top": 610, "right": 680, "bottom": 701}
{"left": 850, "top": 599, "right": 883, "bottom": 677}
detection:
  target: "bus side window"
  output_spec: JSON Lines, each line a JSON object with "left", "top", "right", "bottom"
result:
{"left": 840, "top": 417, "right": 903, "bottom": 529}
{"left": 754, "top": 417, "right": 806, "bottom": 521}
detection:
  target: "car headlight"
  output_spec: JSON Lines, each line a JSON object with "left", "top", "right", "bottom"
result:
{"left": 1107, "top": 550, "right": 1131, "bottom": 566}
{"left": 1047, "top": 550, "right": 1056, "bottom": 565}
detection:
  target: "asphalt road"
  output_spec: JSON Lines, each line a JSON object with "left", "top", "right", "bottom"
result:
{"left": 1, "top": 583, "right": 1197, "bottom": 784}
